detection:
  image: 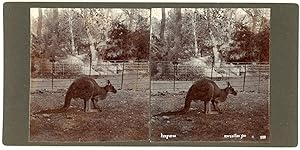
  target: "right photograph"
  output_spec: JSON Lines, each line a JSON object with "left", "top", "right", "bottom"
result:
{"left": 150, "top": 8, "right": 270, "bottom": 142}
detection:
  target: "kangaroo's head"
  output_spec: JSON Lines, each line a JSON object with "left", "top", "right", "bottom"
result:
{"left": 105, "top": 80, "right": 117, "bottom": 94}
{"left": 226, "top": 81, "right": 237, "bottom": 96}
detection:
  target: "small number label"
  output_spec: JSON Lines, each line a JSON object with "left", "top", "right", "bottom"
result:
{"left": 260, "top": 135, "right": 266, "bottom": 140}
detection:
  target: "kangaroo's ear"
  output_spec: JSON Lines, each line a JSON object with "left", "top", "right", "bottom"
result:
{"left": 227, "top": 81, "right": 230, "bottom": 87}
{"left": 107, "top": 80, "right": 111, "bottom": 85}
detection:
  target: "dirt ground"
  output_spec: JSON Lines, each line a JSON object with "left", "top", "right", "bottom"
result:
{"left": 29, "top": 89, "right": 150, "bottom": 142}
{"left": 29, "top": 76, "right": 269, "bottom": 143}
{"left": 150, "top": 90, "right": 270, "bottom": 142}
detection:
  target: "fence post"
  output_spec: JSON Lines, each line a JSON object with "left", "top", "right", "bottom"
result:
{"left": 242, "top": 64, "right": 247, "bottom": 92}
{"left": 136, "top": 62, "right": 139, "bottom": 91}
{"left": 210, "top": 61, "right": 214, "bottom": 80}
{"left": 172, "top": 61, "right": 178, "bottom": 91}
{"left": 228, "top": 65, "right": 230, "bottom": 81}
{"left": 185, "top": 65, "right": 188, "bottom": 81}
{"left": 258, "top": 64, "right": 261, "bottom": 93}
{"left": 89, "top": 53, "right": 92, "bottom": 77}
{"left": 50, "top": 56, "right": 55, "bottom": 91}
{"left": 52, "top": 61, "right": 54, "bottom": 90}
{"left": 62, "top": 63, "right": 65, "bottom": 79}
{"left": 107, "top": 61, "right": 109, "bottom": 76}
{"left": 173, "top": 63, "right": 176, "bottom": 91}
{"left": 120, "top": 61, "right": 125, "bottom": 90}
{"left": 88, "top": 55, "right": 92, "bottom": 111}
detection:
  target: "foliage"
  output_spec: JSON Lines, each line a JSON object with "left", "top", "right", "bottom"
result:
{"left": 104, "top": 22, "right": 131, "bottom": 60}
{"left": 255, "top": 25, "right": 270, "bottom": 62}
{"left": 226, "top": 23, "right": 270, "bottom": 62}
{"left": 104, "top": 21, "right": 149, "bottom": 60}
{"left": 31, "top": 8, "right": 150, "bottom": 61}
{"left": 151, "top": 8, "right": 270, "bottom": 64}
{"left": 226, "top": 23, "right": 256, "bottom": 62}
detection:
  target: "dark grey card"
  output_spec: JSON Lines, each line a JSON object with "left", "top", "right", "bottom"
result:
{"left": 3, "top": 3, "right": 298, "bottom": 146}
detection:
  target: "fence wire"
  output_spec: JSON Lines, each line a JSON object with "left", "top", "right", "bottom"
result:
{"left": 31, "top": 60, "right": 150, "bottom": 92}
{"left": 31, "top": 59, "right": 269, "bottom": 94}
{"left": 150, "top": 61, "right": 269, "bottom": 94}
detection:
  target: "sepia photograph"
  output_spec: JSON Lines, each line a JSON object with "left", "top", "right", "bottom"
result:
{"left": 28, "top": 6, "right": 271, "bottom": 143}
{"left": 2, "top": 2, "right": 299, "bottom": 146}
{"left": 29, "top": 8, "right": 151, "bottom": 142}
{"left": 150, "top": 8, "right": 270, "bottom": 142}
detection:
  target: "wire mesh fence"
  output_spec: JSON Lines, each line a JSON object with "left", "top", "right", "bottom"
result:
{"left": 150, "top": 61, "right": 270, "bottom": 94}
{"left": 30, "top": 59, "right": 150, "bottom": 92}
{"left": 31, "top": 57, "right": 269, "bottom": 94}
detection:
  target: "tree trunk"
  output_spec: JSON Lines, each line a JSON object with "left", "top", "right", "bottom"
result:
{"left": 104, "top": 9, "right": 112, "bottom": 42}
{"left": 213, "top": 48, "right": 222, "bottom": 68}
{"left": 81, "top": 9, "right": 98, "bottom": 64}
{"left": 159, "top": 8, "right": 169, "bottom": 77}
{"left": 209, "top": 31, "right": 223, "bottom": 68}
{"left": 86, "top": 28, "right": 98, "bottom": 62}
{"left": 52, "top": 8, "right": 59, "bottom": 56}
{"left": 251, "top": 9, "right": 258, "bottom": 34}
{"left": 68, "top": 8, "right": 75, "bottom": 55}
{"left": 37, "top": 8, "right": 43, "bottom": 38}
{"left": 193, "top": 8, "right": 199, "bottom": 56}
{"left": 160, "top": 8, "right": 166, "bottom": 43}
{"left": 207, "top": 8, "right": 222, "bottom": 69}
{"left": 168, "top": 8, "right": 182, "bottom": 60}
{"left": 128, "top": 9, "right": 134, "bottom": 31}
{"left": 242, "top": 8, "right": 259, "bottom": 34}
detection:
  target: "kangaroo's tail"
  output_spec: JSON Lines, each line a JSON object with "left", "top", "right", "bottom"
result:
{"left": 33, "top": 108, "right": 67, "bottom": 114}
{"left": 153, "top": 98, "right": 192, "bottom": 116}
{"left": 62, "top": 89, "right": 72, "bottom": 109}
{"left": 33, "top": 89, "right": 73, "bottom": 115}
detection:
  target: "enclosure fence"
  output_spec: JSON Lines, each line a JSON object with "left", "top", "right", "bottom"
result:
{"left": 150, "top": 61, "right": 270, "bottom": 94}
{"left": 31, "top": 59, "right": 150, "bottom": 92}
{"left": 31, "top": 58, "right": 269, "bottom": 94}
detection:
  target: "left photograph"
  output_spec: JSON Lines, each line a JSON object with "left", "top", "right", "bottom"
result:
{"left": 29, "top": 8, "right": 150, "bottom": 142}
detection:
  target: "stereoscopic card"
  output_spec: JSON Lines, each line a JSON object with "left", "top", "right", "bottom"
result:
{"left": 3, "top": 2, "right": 298, "bottom": 146}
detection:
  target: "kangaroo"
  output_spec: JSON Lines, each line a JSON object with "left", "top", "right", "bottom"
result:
{"left": 154, "top": 78, "right": 237, "bottom": 116}
{"left": 34, "top": 77, "right": 117, "bottom": 114}
{"left": 62, "top": 77, "right": 117, "bottom": 112}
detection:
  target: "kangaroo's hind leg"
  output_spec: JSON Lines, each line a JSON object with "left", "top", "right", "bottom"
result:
{"left": 91, "top": 98, "right": 102, "bottom": 112}
{"left": 204, "top": 101, "right": 212, "bottom": 114}
{"left": 212, "top": 100, "right": 222, "bottom": 114}
{"left": 204, "top": 101, "right": 219, "bottom": 114}
{"left": 84, "top": 99, "right": 87, "bottom": 112}
{"left": 193, "top": 100, "right": 202, "bottom": 113}
{"left": 83, "top": 98, "right": 92, "bottom": 112}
